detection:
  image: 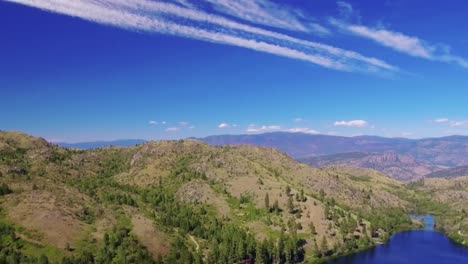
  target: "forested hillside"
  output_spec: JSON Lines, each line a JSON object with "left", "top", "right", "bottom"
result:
{"left": 0, "top": 131, "right": 464, "bottom": 263}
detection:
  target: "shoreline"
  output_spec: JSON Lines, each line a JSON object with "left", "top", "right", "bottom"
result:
{"left": 320, "top": 214, "right": 441, "bottom": 263}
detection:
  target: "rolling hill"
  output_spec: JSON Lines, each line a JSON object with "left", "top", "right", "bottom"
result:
{"left": 0, "top": 130, "right": 421, "bottom": 263}
{"left": 198, "top": 132, "right": 468, "bottom": 181}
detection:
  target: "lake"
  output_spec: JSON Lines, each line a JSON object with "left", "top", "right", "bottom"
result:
{"left": 327, "top": 215, "right": 468, "bottom": 264}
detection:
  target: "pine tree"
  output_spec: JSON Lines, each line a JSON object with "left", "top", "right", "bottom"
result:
{"left": 313, "top": 240, "right": 321, "bottom": 258}
{"left": 300, "top": 189, "right": 306, "bottom": 202}
{"left": 255, "top": 240, "right": 267, "bottom": 264}
{"left": 264, "top": 193, "right": 270, "bottom": 211}
{"left": 38, "top": 255, "right": 49, "bottom": 264}
{"left": 287, "top": 196, "right": 294, "bottom": 214}
{"left": 309, "top": 222, "right": 317, "bottom": 235}
{"left": 324, "top": 204, "right": 331, "bottom": 220}
{"left": 273, "top": 199, "right": 280, "bottom": 213}
{"left": 286, "top": 186, "right": 291, "bottom": 196}
{"left": 236, "top": 238, "right": 246, "bottom": 260}
{"left": 320, "top": 236, "right": 329, "bottom": 256}
{"left": 288, "top": 218, "right": 298, "bottom": 235}
{"left": 276, "top": 233, "right": 285, "bottom": 263}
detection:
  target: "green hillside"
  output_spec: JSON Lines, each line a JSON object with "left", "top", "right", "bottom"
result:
{"left": 0, "top": 131, "right": 465, "bottom": 263}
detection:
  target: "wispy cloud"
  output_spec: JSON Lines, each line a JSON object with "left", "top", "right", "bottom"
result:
{"left": 293, "top": 117, "right": 303, "bottom": 123}
{"left": 179, "top": 121, "right": 189, "bottom": 126}
{"left": 148, "top": 120, "right": 158, "bottom": 125}
{"left": 6, "top": 0, "right": 397, "bottom": 74}
{"left": 334, "top": 120, "right": 368, "bottom": 127}
{"left": 165, "top": 127, "right": 180, "bottom": 132}
{"left": 331, "top": 5, "right": 468, "bottom": 68}
{"left": 202, "top": 0, "right": 308, "bottom": 32}
{"left": 286, "top": 127, "right": 319, "bottom": 134}
{"left": 203, "top": 0, "right": 331, "bottom": 36}
{"left": 434, "top": 118, "right": 449, "bottom": 123}
{"left": 336, "top": 1, "right": 353, "bottom": 19}
{"left": 450, "top": 121, "right": 468, "bottom": 127}
{"left": 246, "top": 124, "right": 281, "bottom": 133}
{"left": 342, "top": 23, "right": 432, "bottom": 58}
{"left": 432, "top": 118, "right": 468, "bottom": 127}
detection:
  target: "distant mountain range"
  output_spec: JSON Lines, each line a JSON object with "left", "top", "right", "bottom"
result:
{"left": 56, "top": 132, "right": 468, "bottom": 181}
{"left": 198, "top": 132, "right": 468, "bottom": 181}
{"left": 57, "top": 139, "right": 145, "bottom": 149}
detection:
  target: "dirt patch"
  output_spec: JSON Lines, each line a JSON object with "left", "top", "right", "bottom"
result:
{"left": 131, "top": 213, "right": 170, "bottom": 259}
{"left": 3, "top": 190, "right": 88, "bottom": 249}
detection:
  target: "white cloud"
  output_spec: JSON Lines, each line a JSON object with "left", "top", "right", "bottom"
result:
{"left": 293, "top": 117, "right": 303, "bottom": 123}
{"left": 218, "top": 122, "right": 229, "bottom": 128}
{"left": 7, "top": 0, "right": 397, "bottom": 74}
{"left": 450, "top": 121, "right": 468, "bottom": 127}
{"left": 434, "top": 118, "right": 449, "bottom": 123}
{"left": 334, "top": 120, "right": 368, "bottom": 127}
{"left": 432, "top": 118, "right": 468, "bottom": 127}
{"left": 332, "top": 19, "right": 468, "bottom": 68}
{"left": 203, "top": 0, "right": 308, "bottom": 32}
{"left": 179, "top": 121, "right": 189, "bottom": 126}
{"left": 162, "top": 121, "right": 167, "bottom": 125}
{"left": 401, "top": 132, "right": 413, "bottom": 137}
{"left": 246, "top": 124, "right": 281, "bottom": 133}
{"left": 286, "top": 127, "right": 319, "bottom": 134}
{"left": 148, "top": 120, "right": 158, "bottom": 125}
{"left": 165, "top": 127, "right": 180, "bottom": 132}
{"left": 342, "top": 24, "right": 432, "bottom": 58}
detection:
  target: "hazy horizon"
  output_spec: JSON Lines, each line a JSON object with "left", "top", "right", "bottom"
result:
{"left": 40, "top": 131, "right": 468, "bottom": 144}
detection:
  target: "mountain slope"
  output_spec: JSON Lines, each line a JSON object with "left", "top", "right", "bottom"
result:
{"left": 425, "top": 165, "right": 468, "bottom": 178}
{"left": 199, "top": 132, "right": 414, "bottom": 158}
{"left": 409, "top": 176, "right": 468, "bottom": 245}
{"left": 198, "top": 132, "right": 468, "bottom": 181}
{"left": 300, "top": 151, "right": 442, "bottom": 181}
{"left": 0, "top": 131, "right": 417, "bottom": 263}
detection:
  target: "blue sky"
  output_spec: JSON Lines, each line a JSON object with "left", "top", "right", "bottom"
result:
{"left": 1, "top": 0, "right": 468, "bottom": 142}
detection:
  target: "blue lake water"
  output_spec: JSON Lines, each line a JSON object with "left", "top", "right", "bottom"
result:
{"left": 327, "top": 215, "right": 468, "bottom": 264}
